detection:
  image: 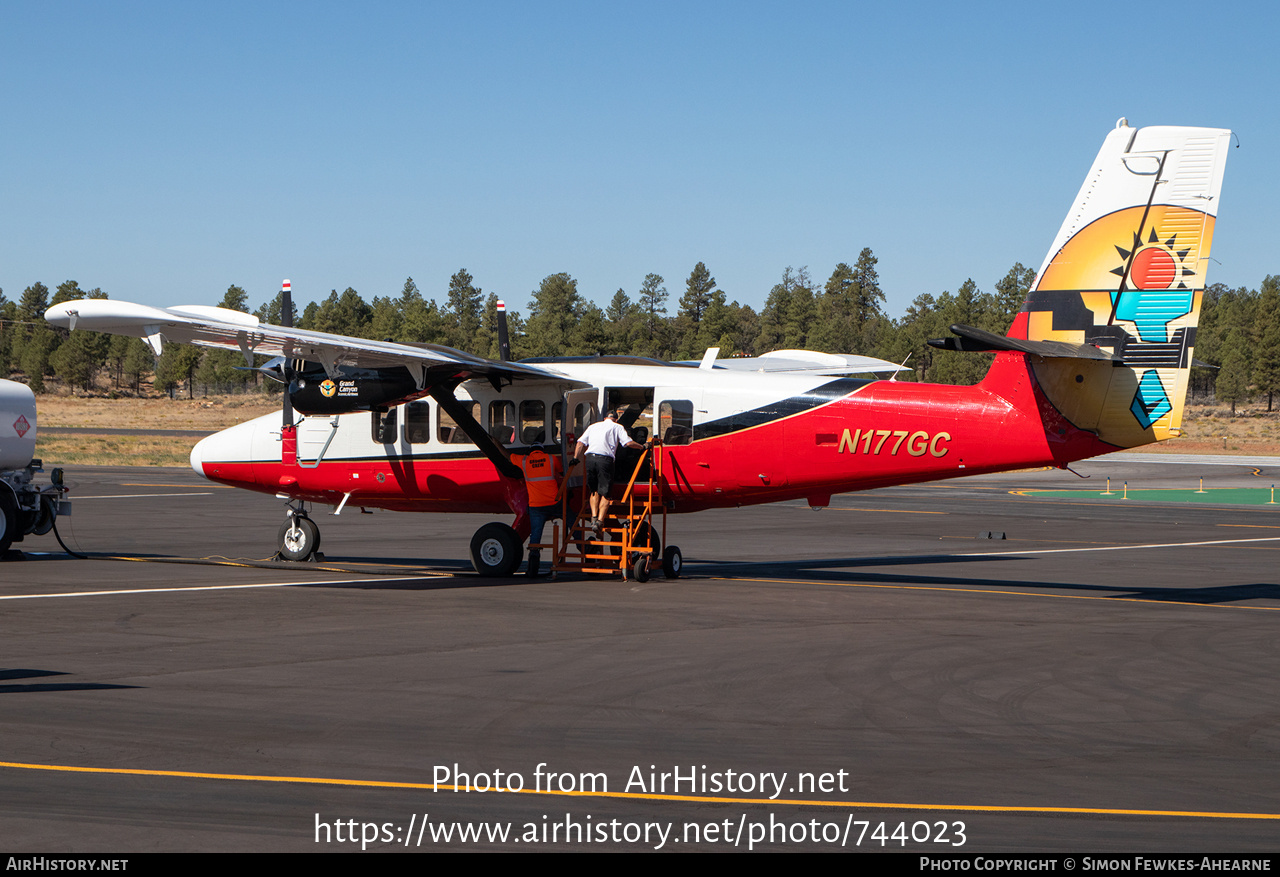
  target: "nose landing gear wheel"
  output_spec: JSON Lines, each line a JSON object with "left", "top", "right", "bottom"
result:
{"left": 278, "top": 516, "right": 320, "bottom": 562}
{"left": 470, "top": 522, "right": 522, "bottom": 577}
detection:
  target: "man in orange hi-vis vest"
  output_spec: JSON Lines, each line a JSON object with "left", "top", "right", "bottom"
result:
{"left": 509, "top": 444, "right": 569, "bottom": 576}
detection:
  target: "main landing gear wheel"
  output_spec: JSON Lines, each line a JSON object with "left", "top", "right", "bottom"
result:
{"left": 470, "top": 522, "right": 522, "bottom": 577}
{"left": 278, "top": 516, "right": 320, "bottom": 562}
{"left": 662, "top": 545, "right": 682, "bottom": 579}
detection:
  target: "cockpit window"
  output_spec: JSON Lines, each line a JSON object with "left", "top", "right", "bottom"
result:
{"left": 659, "top": 400, "right": 693, "bottom": 445}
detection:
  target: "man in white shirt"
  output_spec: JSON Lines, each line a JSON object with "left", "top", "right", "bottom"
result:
{"left": 574, "top": 409, "right": 644, "bottom": 533}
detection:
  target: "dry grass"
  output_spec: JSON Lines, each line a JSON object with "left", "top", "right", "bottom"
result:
{"left": 36, "top": 394, "right": 280, "bottom": 431}
{"left": 35, "top": 434, "right": 201, "bottom": 468}
{"left": 1132, "top": 404, "right": 1280, "bottom": 456}
{"left": 33, "top": 393, "right": 280, "bottom": 467}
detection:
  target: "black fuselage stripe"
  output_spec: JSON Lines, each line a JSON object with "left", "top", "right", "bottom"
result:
{"left": 693, "top": 378, "right": 874, "bottom": 441}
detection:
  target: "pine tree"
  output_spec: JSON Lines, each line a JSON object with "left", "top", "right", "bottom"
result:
{"left": 18, "top": 282, "right": 50, "bottom": 323}
{"left": 368, "top": 296, "right": 400, "bottom": 341}
{"left": 398, "top": 277, "right": 446, "bottom": 345}
{"left": 220, "top": 285, "right": 249, "bottom": 312}
{"left": 1, "top": 289, "right": 17, "bottom": 375}
{"left": 195, "top": 285, "right": 254, "bottom": 391}
{"left": 993, "top": 262, "right": 1036, "bottom": 329}
{"left": 1252, "top": 275, "right": 1280, "bottom": 410}
{"left": 1208, "top": 286, "right": 1257, "bottom": 404}
{"left": 525, "top": 273, "right": 584, "bottom": 357}
{"left": 1217, "top": 332, "right": 1250, "bottom": 415}
{"left": 156, "top": 343, "right": 203, "bottom": 398}
{"left": 810, "top": 263, "right": 851, "bottom": 351}
{"left": 757, "top": 267, "right": 816, "bottom": 352}
{"left": 851, "top": 248, "right": 886, "bottom": 345}
{"left": 679, "top": 262, "right": 717, "bottom": 324}
{"left": 255, "top": 290, "right": 298, "bottom": 326}
{"left": 576, "top": 303, "right": 609, "bottom": 356}
{"left": 311, "top": 288, "right": 371, "bottom": 337}
{"left": 122, "top": 338, "right": 152, "bottom": 392}
{"left": 636, "top": 274, "right": 668, "bottom": 356}
{"left": 20, "top": 324, "right": 55, "bottom": 393}
{"left": 606, "top": 288, "right": 638, "bottom": 354}
{"left": 446, "top": 269, "right": 483, "bottom": 350}
{"left": 51, "top": 327, "right": 100, "bottom": 390}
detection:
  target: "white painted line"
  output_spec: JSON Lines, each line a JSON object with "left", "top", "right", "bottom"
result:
{"left": 966, "top": 536, "right": 1280, "bottom": 557}
{"left": 1104, "top": 452, "right": 1280, "bottom": 467}
{"left": 0, "top": 578, "right": 406, "bottom": 601}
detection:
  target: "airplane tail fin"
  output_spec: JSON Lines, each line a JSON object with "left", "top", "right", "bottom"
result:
{"left": 1005, "top": 119, "right": 1232, "bottom": 449}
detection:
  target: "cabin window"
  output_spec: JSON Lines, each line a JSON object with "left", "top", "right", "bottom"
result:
{"left": 519, "top": 400, "right": 546, "bottom": 446}
{"left": 403, "top": 401, "right": 431, "bottom": 444}
{"left": 438, "top": 401, "right": 479, "bottom": 444}
{"left": 659, "top": 400, "right": 693, "bottom": 445}
{"left": 552, "top": 401, "right": 563, "bottom": 442}
{"left": 573, "top": 402, "right": 592, "bottom": 439}
{"left": 489, "top": 400, "right": 516, "bottom": 445}
{"left": 371, "top": 407, "right": 398, "bottom": 445}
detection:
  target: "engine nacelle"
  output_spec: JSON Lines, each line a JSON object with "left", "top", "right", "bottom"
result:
{"left": 264, "top": 359, "right": 430, "bottom": 415}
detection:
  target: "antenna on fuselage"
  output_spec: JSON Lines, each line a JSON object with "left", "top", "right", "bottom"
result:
{"left": 889, "top": 352, "right": 911, "bottom": 382}
{"left": 496, "top": 299, "right": 511, "bottom": 362}
{"left": 281, "top": 278, "right": 294, "bottom": 429}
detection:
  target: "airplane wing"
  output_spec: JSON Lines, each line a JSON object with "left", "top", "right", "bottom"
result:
{"left": 687, "top": 348, "right": 907, "bottom": 375}
{"left": 44, "top": 299, "right": 582, "bottom": 386}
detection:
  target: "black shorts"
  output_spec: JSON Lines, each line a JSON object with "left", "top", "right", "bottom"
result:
{"left": 585, "top": 454, "right": 615, "bottom": 495}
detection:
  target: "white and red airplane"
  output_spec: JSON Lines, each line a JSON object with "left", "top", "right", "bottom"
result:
{"left": 46, "top": 120, "right": 1231, "bottom": 575}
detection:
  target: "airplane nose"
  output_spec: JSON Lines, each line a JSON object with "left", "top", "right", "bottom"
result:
{"left": 190, "top": 434, "right": 208, "bottom": 477}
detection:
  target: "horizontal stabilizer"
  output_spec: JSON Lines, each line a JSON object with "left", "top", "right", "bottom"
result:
{"left": 929, "top": 324, "right": 1120, "bottom": 361}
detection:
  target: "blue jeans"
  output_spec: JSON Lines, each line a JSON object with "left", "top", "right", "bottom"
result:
{"left": 529, "top": 504, "right": 555, "bottom": 548}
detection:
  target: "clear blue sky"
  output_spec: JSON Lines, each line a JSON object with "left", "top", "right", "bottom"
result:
{"left": 2, "top": 1, "right": 1276, "bottom": 325}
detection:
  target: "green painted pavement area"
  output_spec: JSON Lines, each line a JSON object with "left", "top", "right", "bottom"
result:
{"left": 1017, "top": 487, "right": 1280, "bottom": 505}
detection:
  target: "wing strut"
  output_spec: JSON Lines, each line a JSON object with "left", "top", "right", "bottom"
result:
{"left": 428, "top": 383, "right": 523, "bottom": 480}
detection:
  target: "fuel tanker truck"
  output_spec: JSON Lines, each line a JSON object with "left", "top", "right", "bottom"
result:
{"left": 0, "top": 379, "right": 68, "bottom": 556}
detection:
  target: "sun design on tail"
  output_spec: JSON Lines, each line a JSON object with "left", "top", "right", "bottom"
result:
{"left": 1108, "top": 225, "right": 1198, "bottom": 345}
{"left": 1112, "top": 227, "right": 1196, "bottom": 291}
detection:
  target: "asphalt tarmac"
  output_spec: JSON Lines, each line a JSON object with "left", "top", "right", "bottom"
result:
{"left": 4, "top": 455, "right": 1280, "bottom": 852}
